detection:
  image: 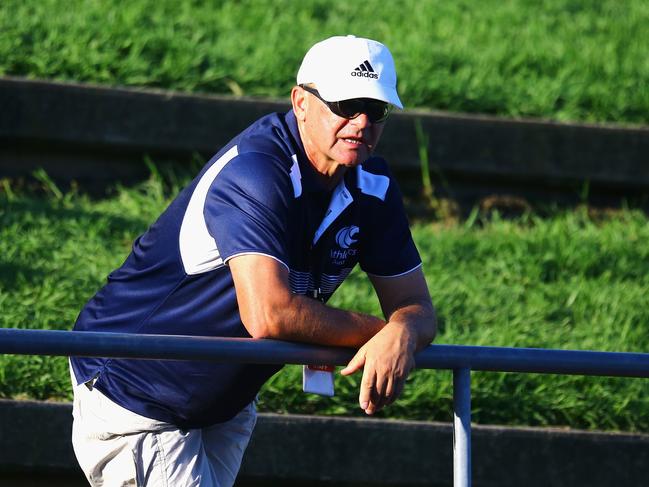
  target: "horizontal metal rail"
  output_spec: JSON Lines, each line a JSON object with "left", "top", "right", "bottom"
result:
{"left": 1, "top": 328, "right": 648, "bottom": 378}
{"left": 2, "top": 327, "right": 649, "bottom": 487}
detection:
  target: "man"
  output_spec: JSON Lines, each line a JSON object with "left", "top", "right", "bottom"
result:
{"left": 70, "top": 35, "right": 436, "bottom": 486}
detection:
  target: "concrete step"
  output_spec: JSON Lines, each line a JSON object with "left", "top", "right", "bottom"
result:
{"left": 1, "top": 399, "right": 647, "bottom": 487}
{"left": 2, "top": 77, "right": 649, "bottom": 208}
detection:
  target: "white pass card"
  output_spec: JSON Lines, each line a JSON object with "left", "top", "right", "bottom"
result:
{"left": 302, "top": 365, "right": 335, "bottom": 396}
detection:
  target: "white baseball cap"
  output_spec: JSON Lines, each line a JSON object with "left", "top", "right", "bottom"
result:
{"left": 297, "top": 35, "right": 404, "bottom": 109}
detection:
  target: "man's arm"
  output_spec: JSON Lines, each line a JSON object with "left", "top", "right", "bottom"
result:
{"left": 340, "top": 267, "right": 436, "bottom": 415}
{"left": 229, "top": 253, "right": 436, "bottom": 414}
{"left": 228, "top": 254, "right": 386, "bottom": 347}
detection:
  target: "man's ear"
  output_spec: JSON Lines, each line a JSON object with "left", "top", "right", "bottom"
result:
{"left": 291, "top": 86, "right": 308, "bottom": 121}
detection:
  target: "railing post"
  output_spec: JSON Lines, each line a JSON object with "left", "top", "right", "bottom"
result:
{"left": 453, "top": 367, "right": 471, "bottom": 487}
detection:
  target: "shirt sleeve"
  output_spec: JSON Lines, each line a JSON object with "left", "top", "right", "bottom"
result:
{"left": 359, "top": 165, "right": 422, "bottom": 277}
{"left": 203, "top": 152, "right": 292, "bottom": 267}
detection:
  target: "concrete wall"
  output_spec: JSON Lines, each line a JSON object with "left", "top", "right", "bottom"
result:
{"left": 1, "top": 399, "right": 647, "bottom": 487}
{"left": 2, "top": 77, "right": 649, "bottom": 206}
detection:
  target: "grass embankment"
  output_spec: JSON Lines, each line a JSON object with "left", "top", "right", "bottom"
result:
{"left": 1, "top": 171, "right": 648, "bottom": 432}
{"left": 1, "top": 0, "right": 648, "bottom": 125}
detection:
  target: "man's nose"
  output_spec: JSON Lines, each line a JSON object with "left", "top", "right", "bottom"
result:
{"left": 350, "top": 112, "right": 372, "bottom": 128}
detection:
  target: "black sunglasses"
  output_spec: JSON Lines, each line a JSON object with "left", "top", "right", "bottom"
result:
{"left": 300, "top": 85, "right": 391, "bottom": 124}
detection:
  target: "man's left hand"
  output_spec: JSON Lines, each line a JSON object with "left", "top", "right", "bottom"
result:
{"left": 340, "top": 267, "right": 436, "bottom": 415}
{"left": 340, "top": 321, "right": 416, "bottom": 415}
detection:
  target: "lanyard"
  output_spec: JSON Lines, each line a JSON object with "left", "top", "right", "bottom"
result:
{"left": 309, "top": 242, "right": 325, "bottom": 303}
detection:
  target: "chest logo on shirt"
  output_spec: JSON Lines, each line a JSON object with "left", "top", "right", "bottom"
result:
{"left": 331, "top": 226, "right": 359, "bottom": 265}
{"left": 335, "top": 226, "right": 359, "bottom": 249}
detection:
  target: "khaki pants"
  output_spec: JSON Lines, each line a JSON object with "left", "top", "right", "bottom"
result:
{"left": 70, "top": 365, "right": 257, "bottom": 487}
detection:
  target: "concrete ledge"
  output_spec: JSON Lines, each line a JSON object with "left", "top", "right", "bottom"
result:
{"left": 2, "top": 77, "right": 649, "bottom": 205}
{"left": 1, "top": 399, "right": 647, "bottom": 486}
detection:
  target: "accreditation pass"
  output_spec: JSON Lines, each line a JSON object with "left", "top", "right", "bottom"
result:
{"left": 302, "top": 365, "right": 335, "bottom": 396}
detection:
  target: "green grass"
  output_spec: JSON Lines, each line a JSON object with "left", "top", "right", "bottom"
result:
{"left": 1, "top": 0, "right": 648, "bottom": 125}
{"left": 1, "top": 169, "right": 648, "bottom": 432}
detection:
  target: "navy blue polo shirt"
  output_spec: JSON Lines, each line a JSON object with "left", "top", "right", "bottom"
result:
{"left": 71, "top": 110, "right": 421, "bottom": 429}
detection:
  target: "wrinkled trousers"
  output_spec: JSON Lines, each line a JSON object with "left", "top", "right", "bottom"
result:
{"left": 70, "top": 364, "right": 256, "bottom": 487}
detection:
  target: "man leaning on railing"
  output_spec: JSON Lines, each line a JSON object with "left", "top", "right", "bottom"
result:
{"left": 69, "top": 35, "right": 436, "bottom": 487}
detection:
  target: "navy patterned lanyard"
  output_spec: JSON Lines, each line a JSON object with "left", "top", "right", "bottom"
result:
{"left": 307, "top": 195, "right": 330, "bottom": 304}
{"left": 309, "top": 241, "right": 324, "bottom": 302}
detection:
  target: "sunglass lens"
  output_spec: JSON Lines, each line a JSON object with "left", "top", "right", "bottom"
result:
{"left": 302, "top": 84, "right": 391, "bottom": 122}
{"left": 366, "top": 102, "right": 389, "bottom": 123}
{"left": 334, "top": 100, "right": 364, "bottom": 119}
{"left": 330, "top": 98, "right": 390, "bottom": 123}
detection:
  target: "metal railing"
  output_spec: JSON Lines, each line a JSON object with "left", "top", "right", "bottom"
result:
{"left": 2, "top": 327, "right": 649, "bottom": 487}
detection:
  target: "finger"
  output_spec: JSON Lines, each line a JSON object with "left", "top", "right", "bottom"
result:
{"left": 384, "top": 376, "right": 395, "bottom": 406}
{"left": 386, "top": 361, "right": 412, "bottom": 406}
{"left": 377, "top": 373, "right": 400, "bottom": 411}
{"left": 383, "top": 368, "right": 410, "bottom": 408}
{"left": 359, "top": 366, "right": 376, "bottom": 413}
{"left": 372, "top": 370, "right": 389, "bottom": 410}
{"left": 388, "top": 376, "right": 408, "bottom": 406}
{"left": 390, "top": 376, "right": 406, "bottom": 404}
{"left": 340, "top": 349, "right": 366, "bottom": 376}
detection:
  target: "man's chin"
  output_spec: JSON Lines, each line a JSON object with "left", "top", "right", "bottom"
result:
{"left": 337, "top": 150, "right": 371, "bottom": 167}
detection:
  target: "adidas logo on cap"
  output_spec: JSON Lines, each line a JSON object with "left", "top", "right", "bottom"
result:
{"left": 351, "top": 60, "right": 379, "bottom": 79}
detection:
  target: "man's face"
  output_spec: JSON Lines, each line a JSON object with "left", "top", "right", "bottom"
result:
{"left": 292, "top": 86, "right": 386, "bottom": 178}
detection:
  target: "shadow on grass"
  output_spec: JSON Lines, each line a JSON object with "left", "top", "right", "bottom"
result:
{"left": 0, "top": 198, "right": 151, "bottom": 290}
{"left": 1, "top": 198, "right": 150, "bottom": 234}
{"left": 0, "top": 261, "right": 47, "bottom": 288}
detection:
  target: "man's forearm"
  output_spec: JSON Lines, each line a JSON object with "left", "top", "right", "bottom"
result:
{"left": 263, "top": 293, "right": 386, "bottom": 348}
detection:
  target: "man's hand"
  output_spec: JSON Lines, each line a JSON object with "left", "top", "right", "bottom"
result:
{"left": 340, "top": 267, "right": 436, "bottom": 415}
{"left": 340, "top": 321, "right": 416, "bottom": 415}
